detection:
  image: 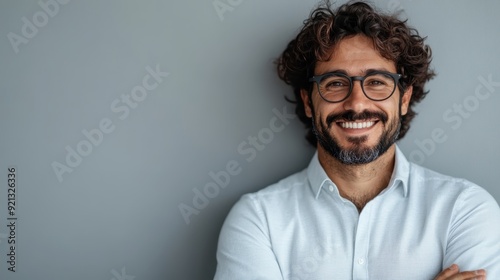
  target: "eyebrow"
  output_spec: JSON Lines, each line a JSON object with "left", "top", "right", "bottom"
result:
{"left": 316, "top": 68, "right": 393, "bottom": 76}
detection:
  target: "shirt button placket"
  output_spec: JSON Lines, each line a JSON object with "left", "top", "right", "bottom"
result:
{"left": 353, "top": 206, "right": 371, "bottom": 280}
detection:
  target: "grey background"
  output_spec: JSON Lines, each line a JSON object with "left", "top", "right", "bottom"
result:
{"left": 0, "top": 0, "right": 499, "bottom": 279}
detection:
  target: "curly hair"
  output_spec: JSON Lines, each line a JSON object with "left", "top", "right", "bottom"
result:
{"left": 276, "top": 0, "right": 435, "bottom": 146}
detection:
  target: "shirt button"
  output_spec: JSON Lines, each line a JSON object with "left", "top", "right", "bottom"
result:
{"left": 358, "top": 258, "right": 365, "bottom": 265}
{"left": 329, "top": 185, "right": 334, "bottom": 192}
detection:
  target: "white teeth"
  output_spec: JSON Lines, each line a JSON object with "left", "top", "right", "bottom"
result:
{"left": 340, "top": 121, "right": 375, "bottom": 129}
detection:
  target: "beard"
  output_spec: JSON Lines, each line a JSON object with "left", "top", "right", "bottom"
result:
{"left": 311, "top": 108, "right": 401, "bottom": 165}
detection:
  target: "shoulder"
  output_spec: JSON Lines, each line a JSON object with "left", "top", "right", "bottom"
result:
{"left": 234, "top": 168, "right": 309, "bottom": 211}
{"left": 408, "top": 162, "right": 478, "bottom": 190}
{"left": 250, "top": 168, "right": 309, "bottom": 198}
{"left": 406, "top": 162, "right": 498, "bottom": 210}
{"left": 223, "top": 167, "right": 310, "bottom": 225}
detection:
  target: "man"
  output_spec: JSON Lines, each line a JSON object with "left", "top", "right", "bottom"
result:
{"left": 214, "top": 1, "right": 500, "bottom": 279}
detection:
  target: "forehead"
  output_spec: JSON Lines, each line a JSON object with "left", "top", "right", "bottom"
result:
{"left": 315, "top": 35, "right": 396, "bottom": 75}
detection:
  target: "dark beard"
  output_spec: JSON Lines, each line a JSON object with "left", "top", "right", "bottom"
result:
{"left": 311, "top": 109, "right": 401, "bottom": 165}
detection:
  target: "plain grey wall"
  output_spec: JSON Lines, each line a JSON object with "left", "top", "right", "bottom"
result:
{"left": 1, "top": 0, "right": 499, "bottom": 279}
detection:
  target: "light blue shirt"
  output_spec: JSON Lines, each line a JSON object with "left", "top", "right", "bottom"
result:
{"left": 214, "top": 146, "right": 500, "bottom": 280}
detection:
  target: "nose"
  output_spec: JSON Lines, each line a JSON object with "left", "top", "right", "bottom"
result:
{"left": 342, "top": 80, "right": 370, "bottom": 112}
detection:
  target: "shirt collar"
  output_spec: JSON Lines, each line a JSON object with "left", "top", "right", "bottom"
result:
{"left": 387, "top": 145, "right": 410, "bottom": 197}
{"left": 306, "top": 152, "right": 333, "bottom": 199}
{"left": 306, "top": 145, "right": 410, "bottom": 199}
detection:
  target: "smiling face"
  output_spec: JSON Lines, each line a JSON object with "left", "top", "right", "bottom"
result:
{"left": 301, "top": 35, "right": 413, "bottom": 165}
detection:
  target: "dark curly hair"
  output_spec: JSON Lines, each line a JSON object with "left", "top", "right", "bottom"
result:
{"left": 277, "top": 0, "right": 435, "bottom": 146}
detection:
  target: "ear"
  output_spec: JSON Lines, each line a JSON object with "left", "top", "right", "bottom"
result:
{"left": 300, "top": 89, "right": 313, "bottom": 118}
{"left": 400, "top": 85, "right": 413, "bottom": 116}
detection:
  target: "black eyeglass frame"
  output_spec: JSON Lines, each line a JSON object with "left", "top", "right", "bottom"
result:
{"left": 308, "top": 70, "right": 403, "bottom": 103}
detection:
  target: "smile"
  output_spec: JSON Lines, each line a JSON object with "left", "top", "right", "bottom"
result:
{"left": 339, "top": 121, "right": 376, "bottom": 129}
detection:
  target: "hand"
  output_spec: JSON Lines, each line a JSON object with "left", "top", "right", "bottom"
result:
{"left": 434, "top": 264, "right": 486, "bottom": 280}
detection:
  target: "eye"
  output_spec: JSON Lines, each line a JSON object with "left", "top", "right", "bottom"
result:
{"left": 326, "top": 80, "right": 347, "bottom": 87}
{"left": 322, "top": 76, "right": 350, "bottom": 89}
{"left": 364, "top": 73, "right": 395, "bottom": 88}
{"left": 366, "top": 79, "right": 387, "bottom": 86}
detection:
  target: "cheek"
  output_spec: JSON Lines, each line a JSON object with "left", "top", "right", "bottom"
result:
{"left": 313, "top": 103, "right": 341, "bottom": 125}
{"left": 384, "top": 96, "right": 403, "bottom": 117}
{"left": 308, "top": 95, "right": 321, "bottom": 118}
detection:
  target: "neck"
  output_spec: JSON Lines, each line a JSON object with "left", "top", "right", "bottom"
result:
{"left": 317, "top": 144, "right": 397, "bottom": 212}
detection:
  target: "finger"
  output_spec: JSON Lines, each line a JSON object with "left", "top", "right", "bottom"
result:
{"left": 434, "top": 264, "right": 460, "bottom": 280}
{"left": 442, "top": 269, "right": 487, "bottom": 280}
{"left": 448, "top": 269, "right": 487, "bottom": 280}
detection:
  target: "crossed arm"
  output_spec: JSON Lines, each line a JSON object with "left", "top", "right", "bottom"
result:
{"left": 215, "top": 186, "right": 500, "bottom": 279}
{"left": 433, "top": 186, "right": 500, "bottom": 280}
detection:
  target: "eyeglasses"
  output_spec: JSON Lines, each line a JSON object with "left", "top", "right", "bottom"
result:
{"left": 309, "top": 70, "right": 402, "bottom": 103}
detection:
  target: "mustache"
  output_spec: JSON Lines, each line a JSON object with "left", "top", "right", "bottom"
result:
{"left": 326, "top": 110, "right": 388, "bottom": 128}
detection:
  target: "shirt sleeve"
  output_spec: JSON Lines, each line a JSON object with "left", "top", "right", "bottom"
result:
{"left": 444, "top": 185, "right": 500, "bottom": 278}
{"left": 214, "top": 194, "right": 283, "bottom": 280}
